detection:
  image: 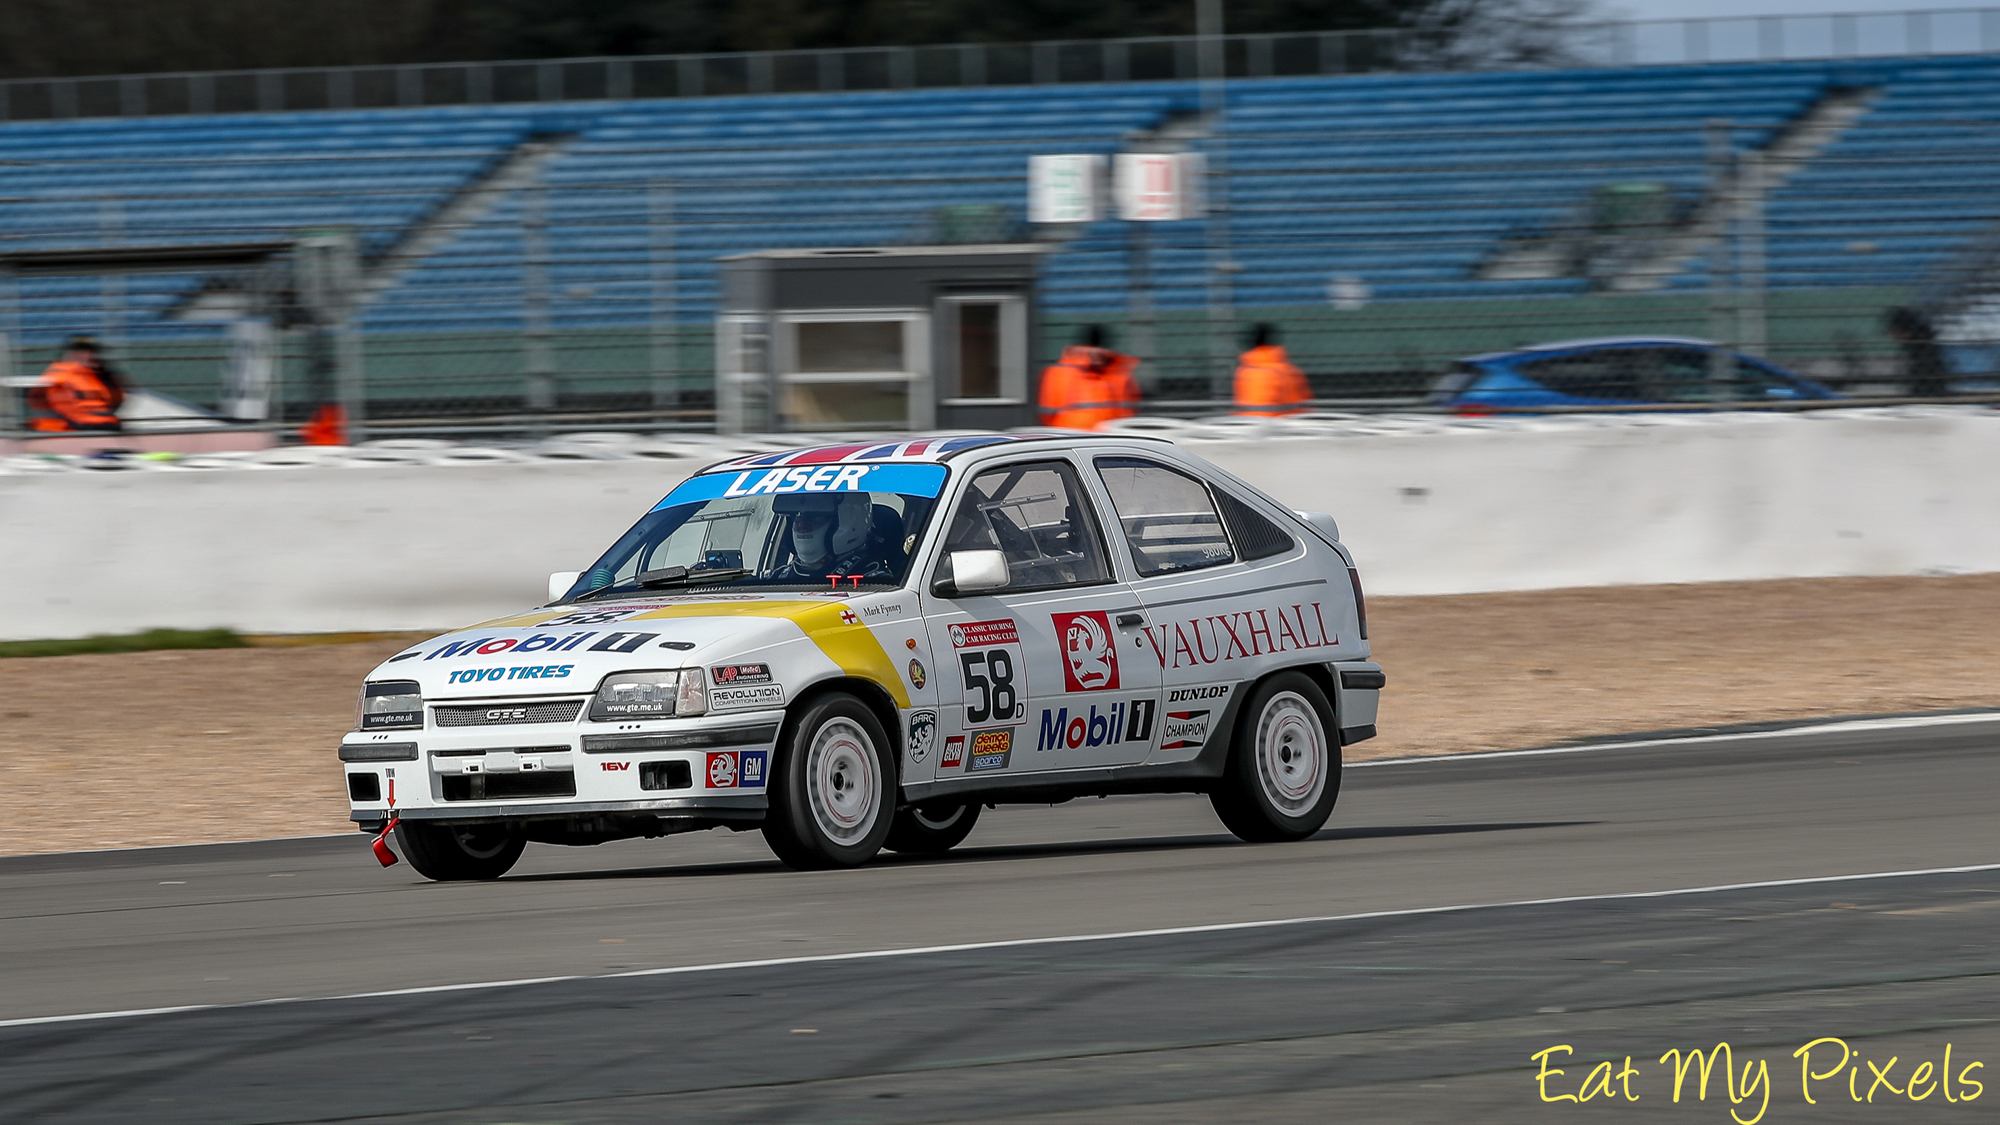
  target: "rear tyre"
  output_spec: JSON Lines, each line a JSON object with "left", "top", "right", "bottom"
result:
{"left": 394, "top": 821, "right": 526, "bottom": 881}
{"left": 763, "top": 692, "right": 896, "bottom": 870}
{"left": 883, "top": 801, "right": 982, "bottom": 855}
{"left": 1209, "top": 671, "right": 1340, "bottom": 843}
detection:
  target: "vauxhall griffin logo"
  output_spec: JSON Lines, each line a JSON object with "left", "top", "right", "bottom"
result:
{"left": 1052, "top": 610, "right": 1119, "bottom": 692}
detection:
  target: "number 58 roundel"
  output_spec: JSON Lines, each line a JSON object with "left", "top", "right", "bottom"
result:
{"left": 948, "top": 618, "right": 1027, "bottom": 726}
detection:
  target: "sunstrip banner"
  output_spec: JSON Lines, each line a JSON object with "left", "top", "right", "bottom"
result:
{"left": 710, "top": 435, "right": 1034, "bottom": 471}
{"left": 653, "top": 463, "right": 950, "bottom": 509}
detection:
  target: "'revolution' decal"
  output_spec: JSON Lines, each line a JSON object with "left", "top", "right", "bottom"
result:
{"left": 1052, "top": 610, "right": 1120, "bottom": 691}
{"left": 907, "top": 709, "right": 938, "bottom": 763}
{"left": 966, "top": 729, "right": 1013, "bottom": 772}
{"left": 708, "top": 683, "right": 787, "bottom": 713}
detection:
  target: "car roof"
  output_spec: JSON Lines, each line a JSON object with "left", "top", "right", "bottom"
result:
{"left": 699, "top": 431, "right": 1161, "bottom": 474}
{"left": 1462, "top": 336, "right": 1719, "bottom": 363}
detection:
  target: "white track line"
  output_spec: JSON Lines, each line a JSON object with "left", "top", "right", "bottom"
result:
{"left": 1351, "top": 709, "right": 2000, "bottom": 768}
{"left": 5, "top": 860, "right": 1996, "bottom": 1031}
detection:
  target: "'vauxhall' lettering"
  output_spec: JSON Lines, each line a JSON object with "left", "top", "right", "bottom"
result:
{"left": 1141, "top": 603, "right": 1335, "bottom": 670}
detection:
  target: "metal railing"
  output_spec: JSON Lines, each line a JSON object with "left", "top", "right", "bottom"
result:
{"left": 4, "top": 8, "right": 2000, "bottom": 122}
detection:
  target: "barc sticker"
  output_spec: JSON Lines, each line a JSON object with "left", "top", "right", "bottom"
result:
{"left": 907, "top": 709, "right": 938, "bottom": 763}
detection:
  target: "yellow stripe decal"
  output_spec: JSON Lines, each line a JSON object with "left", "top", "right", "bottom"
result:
{"left": 459, "top": 600, "right": 909, "bottom": 709}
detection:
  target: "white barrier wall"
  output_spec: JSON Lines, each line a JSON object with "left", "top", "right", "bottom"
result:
{"left": 4, "top": 410, "right": 1998, "bottom": 640}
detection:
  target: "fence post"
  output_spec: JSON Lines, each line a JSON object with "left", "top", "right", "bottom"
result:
{"left": 100, "top": 198, "right": 125, "bottom": 353}
{"left": 522, "top": 179, "right": 555, "bottom": 430}
{"left": 1737, "top": 148, "right": 1768, "bottom": 358}
{"left": 0, "top": 266, "right": 18, "bottom": 434}
{"left": 1198, "top": 0, "right": 1237, "bottom": 403}
{"left": 1706, "top": 118, "right": 1736, "bottom": 402}
{"left": 650, "top": 180, "right": 679, "bottom": 423}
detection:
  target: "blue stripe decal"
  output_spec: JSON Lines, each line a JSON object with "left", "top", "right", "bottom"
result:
{"left": 653, "top": 463, "right": 949, "bottom": 509}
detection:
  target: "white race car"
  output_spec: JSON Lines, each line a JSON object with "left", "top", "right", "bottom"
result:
{"left": 341, "top": 433, "right": 1383, "bottom": 878}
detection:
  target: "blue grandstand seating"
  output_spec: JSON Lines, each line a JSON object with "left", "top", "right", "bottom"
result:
{"left": 3, "top": 54, "right": 2000, "bottom": 346}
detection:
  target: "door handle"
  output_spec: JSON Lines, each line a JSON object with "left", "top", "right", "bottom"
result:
{"left": 1115, "top": 613, "right": 1144, "bottom": 627}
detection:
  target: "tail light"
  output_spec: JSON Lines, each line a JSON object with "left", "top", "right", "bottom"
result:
{"left": 1347, "top": 566, "right": 1368, "bottom": 641}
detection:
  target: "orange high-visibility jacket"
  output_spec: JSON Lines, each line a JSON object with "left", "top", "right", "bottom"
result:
{"left": 35, "top": 359, "right": 122, "bottom": 429}
{"left": 1038, "top": 346, "right": 1140, "bottom": 430}
{"left": 1233, "top": 345, "right": 1312, "bottom": 416}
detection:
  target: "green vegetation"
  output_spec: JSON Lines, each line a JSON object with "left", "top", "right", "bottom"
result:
{"left": 0, "top": 628, "right": 248, "bottom": 659}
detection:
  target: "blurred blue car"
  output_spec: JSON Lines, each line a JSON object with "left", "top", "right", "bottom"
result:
{"left": 1431, "top": 337, "right": 1842, "bottom": 411}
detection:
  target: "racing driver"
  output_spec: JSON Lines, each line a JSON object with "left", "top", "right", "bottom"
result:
{"left": 763, "top": 491, "right": 896, "bottom": 584}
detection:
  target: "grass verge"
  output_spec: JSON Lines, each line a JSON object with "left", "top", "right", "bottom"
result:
{"left": 0, "top": 628, "right": 249, "bottom": 659}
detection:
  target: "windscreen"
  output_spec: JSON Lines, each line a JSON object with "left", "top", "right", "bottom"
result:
{"left": 561, "top": 463, "right": 948, "bottom": 601}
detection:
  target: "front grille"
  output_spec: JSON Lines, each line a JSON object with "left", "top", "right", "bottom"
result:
{"left": 433, "top": 700, "right": 584, "bottom": 727}
{"left": 441, "top": 772, "right": 578, "bottom": 802}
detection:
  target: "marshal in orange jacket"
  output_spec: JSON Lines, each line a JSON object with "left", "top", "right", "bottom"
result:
{"left": 1038, "top": 346, "right": 1141, "bottom": 430}
{"left": 29, "top": 358, "right": 124, "bottom": 431}
{"left": 1233, "top": 344, "right": 1312, "bottom": 417}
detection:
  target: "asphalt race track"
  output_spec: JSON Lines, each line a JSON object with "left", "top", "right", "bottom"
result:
{"left": 3, "top": 715, "right": 1997, "bottom": 1123}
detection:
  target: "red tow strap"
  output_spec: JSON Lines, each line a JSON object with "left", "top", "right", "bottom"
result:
{"left": 372, "top": 814, "right": 402, "bottom": 867}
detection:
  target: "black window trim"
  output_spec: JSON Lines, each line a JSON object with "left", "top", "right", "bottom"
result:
{"left": 931, "top": 455, "right": 1117, "bottom": 597}
{"left": 1092, "top": 454, "right": 1246, "bottom": 579}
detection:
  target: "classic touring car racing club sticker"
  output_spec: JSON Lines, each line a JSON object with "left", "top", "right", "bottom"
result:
{"left": 949, "top": 619, "right": 1027, "bottom": 726}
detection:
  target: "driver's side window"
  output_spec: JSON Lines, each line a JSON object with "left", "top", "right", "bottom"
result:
{"left": 934, "top": 460, "right": 1108, "bottom": 593}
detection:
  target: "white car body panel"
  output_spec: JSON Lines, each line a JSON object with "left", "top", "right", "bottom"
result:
{"left": 340, "top": 433, "right": 1379, "bottom": 841}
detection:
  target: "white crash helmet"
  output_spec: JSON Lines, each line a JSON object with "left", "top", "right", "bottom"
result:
{"left": 785, "top": 492, "right": 871, "bottom": 566}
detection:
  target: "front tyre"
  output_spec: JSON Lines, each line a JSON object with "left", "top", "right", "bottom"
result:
{"left": 1209, "top": 671, "right": 1340, "bottom": 843}
{"left": 763, "top": 693, "right": 895, "bottom": 870}
{"left": 884, "top": 801, "right": 982, "bottom": 855}
{"left": 394, "top": 821, "right": 525, "bottom": 881}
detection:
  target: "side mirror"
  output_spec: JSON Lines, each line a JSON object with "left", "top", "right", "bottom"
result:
{"left": 948, "top": 549, "right": 1010, "bottom": 594}
{"left": 548, "top": 570, "right": 582, "bottom": 602}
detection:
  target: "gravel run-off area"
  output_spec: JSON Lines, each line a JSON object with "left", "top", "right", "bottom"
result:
{"left": 4, "top": 573, "right": 1997, "bottom": 856}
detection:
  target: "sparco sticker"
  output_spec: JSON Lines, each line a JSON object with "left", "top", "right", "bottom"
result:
{"left": 967, "top": 729, "right": 1013, "bottom": 772}
{"left": 950, "top": 618, "right": 1027, "bottom": 726}
{"left": 1052, "top": 610, "right": 1120, "bottom": 692}
{"left": 708, "top": 683, "right": 786, "bottom": 713}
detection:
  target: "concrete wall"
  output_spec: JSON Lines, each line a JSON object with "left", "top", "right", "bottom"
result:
{"left": 5, "top": 409, "right": 1998, "bottom": 640}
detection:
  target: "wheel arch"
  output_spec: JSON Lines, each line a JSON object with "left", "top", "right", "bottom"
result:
{"left": 785, "top": 675, "right": 905, "bottom": 786}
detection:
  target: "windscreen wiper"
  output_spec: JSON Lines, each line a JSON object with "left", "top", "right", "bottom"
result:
{"left": 572, "top": 566, "right": 751, "bottom": 601}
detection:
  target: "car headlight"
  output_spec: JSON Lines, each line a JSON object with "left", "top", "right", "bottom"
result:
{"left": 590, "top": 668, "right": 707, "bottom": 720}
{"left": 357, "top": 680, "right": 423, "bottom": 730}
